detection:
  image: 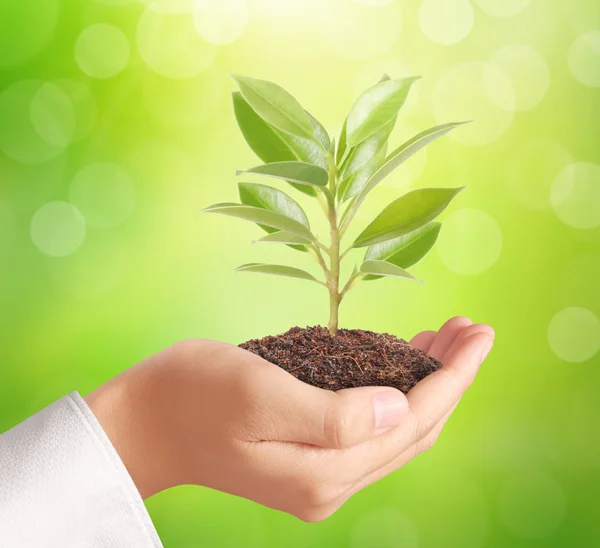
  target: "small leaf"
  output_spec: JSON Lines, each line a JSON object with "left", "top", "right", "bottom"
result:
{"left": 336, "top": 73, "right": 390, "bottom": 167}
{"left": 254, "top": 232, "right": 312, "bottom": 245}
{"left": 360, "top": 260, "right": 421, "bottom": 282}
{"left": 231, "top": 74, "right": 315, "bottom": 141}
{"left": 232, "top": 92, "right": 321, "bottom": 197}
{"left": 346, "top": 76, "right": 420, "bottom": 148}
{"left": 353, "top": 187, "right": 464, "bottom": 248}
{"left": 364, "top": 223, "right": 441, "bottom": 280}
{"left": 238, "top": 183, "right": 309, "bottom": 227}
{"left": 336, "top": 118, "right": 348, "bottom": 165}
{"left": 203, "top": 203, "right": 316, "bottom": 242}
{"left": 338, "top": 118, "right": 394, "bottom": 183}
{"left": 354, "top": 121, "right": 470, "bottom": 208}
{"left": 236, "top": 263, "right": 319, "bottom": 283}
{"left": 338, "top": 145, "right": 387, "bottom": 203}
{"left": 238, "top": 161, "right": 328, "bottom": 188}
{"left": 307, "top": 111, "right": 331, "bottom": 151}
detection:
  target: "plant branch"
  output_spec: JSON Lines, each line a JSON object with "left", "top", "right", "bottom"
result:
{"left": 309, "top": 245, "right": 330, "bottom": 278}
{"left": 339, "top": 245, "right": 353, "bottom": 262}
{"left": 340, "top": 271, "right": 365, "bottom": 300}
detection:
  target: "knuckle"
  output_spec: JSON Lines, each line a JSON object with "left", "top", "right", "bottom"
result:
{"left": 299, "top": 480, "right": 336, "bottom": 509}
{"left": 324, "top": 400, "right": 352, "bottom": 449}
{"left": 296, "top": 506, "right": 336, "bottom": 523}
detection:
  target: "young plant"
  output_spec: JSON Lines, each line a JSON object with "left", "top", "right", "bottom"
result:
{"left": 205, "top": 74, "right": 466, "bottom": 336}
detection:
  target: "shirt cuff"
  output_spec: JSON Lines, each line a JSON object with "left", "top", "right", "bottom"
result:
{"left": 0, "top": 392, "right": 163, "bottom": 548}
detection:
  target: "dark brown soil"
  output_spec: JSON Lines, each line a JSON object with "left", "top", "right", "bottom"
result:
{"left": 239, "top": 326, "right": 442, "bottom": 394}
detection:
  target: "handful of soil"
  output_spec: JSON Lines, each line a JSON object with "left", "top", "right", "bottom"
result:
{"left": 240, "top": 326, "right": 442, "bottom": 394}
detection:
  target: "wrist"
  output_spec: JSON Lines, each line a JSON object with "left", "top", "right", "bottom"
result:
{"left": 85, "top": 363, "right": 180, "bottom": 499}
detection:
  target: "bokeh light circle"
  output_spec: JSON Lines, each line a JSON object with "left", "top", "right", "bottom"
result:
{"left": 551, "top": 162, "right": 600, "bottom": 229}
{"left": 568, "top": 30, "right": 600, "bottom": 88}
{"left": 31, "top": 202, "right": 86, "bottom": 257}
{"left": 437, "top": 209, "right": 503, "bottom": 275}
{"left": 548, "top": 307, "right": 600, "bottom": 363}
{"left": 75, "top": 24, "right": 130, "bottom": 79}
{"left": 69, "top": 163, "right": 136, "bottom": 229}
{"left": 193, "top": 0, "right": 248, "bottom": 46}
{"left": 352, "top": 60, "right": 420, "bottom": 114}
{"left": 30, "top": 83, "right": 76, "bottom": 148}
{"left": 350, "top": 508, "right": 419, "bottom": 548}
{"left": 489, "top": 45, "right": 550, "bottom": 111}
{"left": 498, "top": 470, "right": 566, "bottom": 538}
{"left": 0, "top": 80, "right": 64, "bottom": 164}
{"left": 505, "top": 139, "right": 573, "bottom": 210}
{"left": 319, "top": 0, "right": 402, "bottom": 61}
{"left": 432, "top": 62, "right": 515, "bottom": 146}
{"left": 137, "top": 5, "right": 217, "bottom": 79}
{"left": 0, "top": 1, "right": 60, "bottom": 68}
{"left": 418, "top": 0, "right": 474, "bottom": 45}
{"left": 474, "top": 0, "right": 530, "bottom": 17}
{"left": 52, "top": 79, "right": 98, "bottom": 143}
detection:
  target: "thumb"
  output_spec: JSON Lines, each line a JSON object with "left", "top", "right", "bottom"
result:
{"left": 273, "top": 383, "right": 409, "bottom": 450}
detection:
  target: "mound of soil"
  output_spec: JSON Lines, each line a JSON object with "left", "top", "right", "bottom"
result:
{"left": 239, "top": 326, "right": 442, "bottom": 394}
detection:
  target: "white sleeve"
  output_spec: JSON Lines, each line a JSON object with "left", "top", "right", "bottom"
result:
{"left": 0, "top": 392, "right": 163, "bottom": 548}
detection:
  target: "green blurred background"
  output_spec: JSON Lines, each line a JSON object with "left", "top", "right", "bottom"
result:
{"left": 1, "top": 0, "right": 600, "bottom": 545}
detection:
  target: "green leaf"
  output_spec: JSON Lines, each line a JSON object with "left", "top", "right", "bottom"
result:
{"left": 336, "top": 73, "right": 390, "bottom": 167}
{"left": 338, "top": 145, "right": 387, "bottom": 203}
{"left": 353, "top": 187, "right": 463, "bottom": 248}
{"left": 254, "top": 232, "right": 312, "bottom": 245}
{"left": 238, "top": 183, "right": 309, "bottom": 227}
{"left": 239, "top": 182, "right": 310, "bottom": 252}
{"left": 338, "top": 118, "right": 394, "bottom": 183}
{"left": 238, "top": 161, "right": 328, "bottom": 188}
{"left": 364, "top": 223, "right": 441, "bottom": 280}
{"left": 236, "top": 263, "right": 320, "bottom": 283}
{"left": 203, "top": 203, "right": 316, "bottom": 242}
{"left": 336, "top": 118, "right": 348, "bottom": 165}
{"left": 354, "top": 122, "right": 470, "bottom": 209}
{"left": 346, "top": 76, "right": 420, "bottom": 148}
{"left": 231, "top": 74, "right": 315, "bottom": 141}
{"left": 360, "top": 260, "right": 420, "bottom": 282}
{"left": 308, "top": 111, "right": 331, "bottom": 151}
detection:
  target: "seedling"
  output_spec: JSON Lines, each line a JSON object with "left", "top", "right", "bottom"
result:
{"left": 205, "top": 74, "right": 465, "bottom": 337}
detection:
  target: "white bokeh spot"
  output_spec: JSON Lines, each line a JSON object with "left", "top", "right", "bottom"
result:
{"left": 319, "top": 0, "right": 402, "bottom": 61}
{"left": 489, "top": 45, "right": 550, "bottom": 111}
{"left": 551, "top": 162, "right": 600, "bottom": 230}
{"left": 498, "top": 470, "right": 566, "bottom": 538}
{"left": 69, "top": 163, "right": 136, "bottom": 229}
{"left": 548, "top": 307, "right": 600, "bottom": 363}
{"left": 30, "top": 82, "right": 76, "bottom": 148}
{"left": 474, "top": 0, "right": 530, "bottom": 17}
{"left": 568, "top": 30, "right": 600, "bottom": 88}
{"left": 418, "top": 0, "right": 474, "bottom": 46}
{"left": 505, "top": 139, "right": 573, "bottom": 211}
{"left": 31, "top": 202, "right": 86, "bottom": 257}
{"left": 52, "top": 79, "right": 98, "bottom": 144}
{"left": 194, "top": 0, "right": 248, "bottom": 46}
{"left": 432, "top": 62, "right": 515, "bottom": 146}
{"left": 137, "top": 5, "right": 217, "bottom": 79}
{"left": 75, "top": 24, "right": 130, "bottom": 79}
{"left": 437, "top": 209, "right": 503, "bottom": 275}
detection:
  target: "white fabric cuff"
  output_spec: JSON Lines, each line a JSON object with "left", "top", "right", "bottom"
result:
{"left": 0, "top": 392, "right": 163, "bottom": 547}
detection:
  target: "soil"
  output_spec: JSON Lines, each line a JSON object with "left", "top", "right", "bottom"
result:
{"left": 239, "top": 325, "right": 442, "bottom": 394}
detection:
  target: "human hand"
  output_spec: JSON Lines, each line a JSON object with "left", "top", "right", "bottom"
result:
{"left": 85, "top": 316, "right": 493, "bottom": 521}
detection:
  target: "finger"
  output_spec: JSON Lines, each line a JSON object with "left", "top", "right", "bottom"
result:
{"left": 258, "top": 367, "right": 410, "bottom": 449}
{"left": 427, "top": 316, "right": 473, "bottom": 361}
{"left": 406, "top": 331, "right": 493, "bottom": 441}
{"left": 410, "top": 330, "right": 437, "bottom": 353}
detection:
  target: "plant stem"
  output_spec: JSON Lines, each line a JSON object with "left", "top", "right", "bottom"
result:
{"left": 326, "top": 154, "right": 341, "bottom": 336}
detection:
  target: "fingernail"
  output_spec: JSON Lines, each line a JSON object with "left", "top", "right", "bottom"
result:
{"left": 373, "top": 390, "right": 407, "bottom": 430}
{"left": 480, "top": 341, "right": 493, "bottom": 364}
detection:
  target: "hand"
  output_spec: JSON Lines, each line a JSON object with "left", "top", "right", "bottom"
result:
{"left": 85, "top": 317, "right": 493, "bottom": 521}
